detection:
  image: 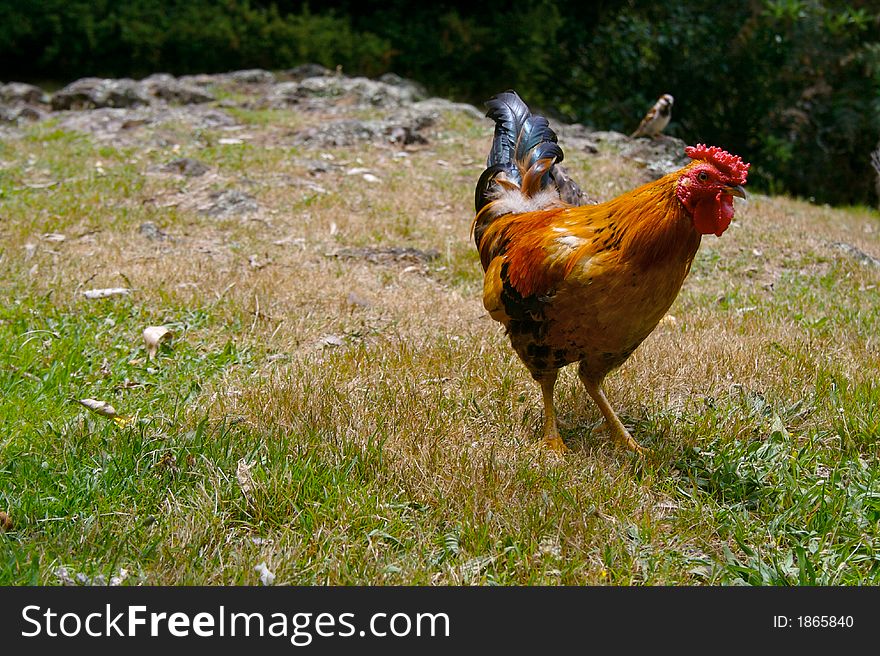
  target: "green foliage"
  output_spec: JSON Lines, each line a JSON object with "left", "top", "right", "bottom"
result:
{"left": 0, "top": 0, "right": 391, "bottom": 79}
{"left": 544, "top": 1, "right": 880, "bottom": 206}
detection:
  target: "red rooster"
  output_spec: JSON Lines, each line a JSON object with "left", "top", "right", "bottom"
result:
{"left": 473, "top": 91, "right": 749, "bottom": 453}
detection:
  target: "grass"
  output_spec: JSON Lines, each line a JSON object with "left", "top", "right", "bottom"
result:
{"left": 1, "top": 79, "right": 879, "bottom": 586}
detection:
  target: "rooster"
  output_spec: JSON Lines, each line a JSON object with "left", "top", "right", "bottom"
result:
{"left": 473, "top": 91, "right": 749, "bottom": 453}
{"left": 631, "top": 93, "right": 674, "bottom": 138}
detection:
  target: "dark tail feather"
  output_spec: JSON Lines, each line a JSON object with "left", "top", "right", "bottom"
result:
{"left": 474, "top": 90, "right": 583, "bottom": 213}
{"left": 485, "top": 91, "right": 533, "bottom": 172}
{"left": 549, "top": 164, "right": 591, "bottom": 206}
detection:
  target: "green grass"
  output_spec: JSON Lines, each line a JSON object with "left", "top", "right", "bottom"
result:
{"left": 1, "top": 79, "right": 879, "bottom": 585}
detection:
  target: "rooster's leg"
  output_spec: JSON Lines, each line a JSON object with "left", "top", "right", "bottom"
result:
{"left": 578, "top": 372, "right": 646, "bottom": 454}
{"left": 537, "top": 371, "right": 568, "bottom": 453}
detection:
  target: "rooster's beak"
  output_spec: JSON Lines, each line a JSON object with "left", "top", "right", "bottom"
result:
{"left": 724, "top": 184, "right": 747, "bottom": 200}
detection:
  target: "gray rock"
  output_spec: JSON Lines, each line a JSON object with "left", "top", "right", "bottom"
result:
{"left": 409, "top": 97, "right": 484, "bottom": 120}
{"left": 161, "top": 157, "right": 210, "bottom": 177}
{"left": 620, "top": 134, "right": 689, "bottom": 178}
{"left": 141, "top": 73, "right": 215, "bottom": 105}
{"left": 283, "top": 64, "right": 332, "bottom": 81}
{"left": 0, "top": 104, "right": 47, "bottom": 123}
{"left": 293, "top": 114, "right": 433, "bottom": 148}
{"left": 55, "top": 107, "right": 153, "bottom": 136}
{"left": 291, "top": 100, "right": 440, "bottom": 148}
{"left": 293, "top": 120, "right": 388, "bottom": 147}
{"left": 589, "top": 130, "right": 630, "bottom": 146}
{"left": 266, "top": 82, "right": 301, "bottom": 106}
{"left": 139, "top": 221, "right": 169, "bottom": 241}
{"left": 52, "top": 77, "right": 152, "bottom": 110}
{"left": 300, "top": 159, "right": 337, "bottom": 175}
{"left": 830, "top": 241, "right": 880, "bottom": 268}
{"left": 346, "top": 292, "right": 372, "bottom": 309}
{"left": 377, "top": 73, "right": 427, "bottom": 100}
{"left": 186, "top": 108, "right": 238, "bottom": 129}
{"left": 555, "top": 123, "right": 600, "bottom": 154}
{"left": 227, "top": 69, "right": 276, "bottom": 84}
{"left": 289, "top": 75, "right": 421, "bottom": 108}
{"left": 54, "top": 105, "right": 235, "bottom": 141}
{"left": 177, "top": 73, "right": 216, "bottom": 87}
{"left": 569, "top": 129, "right": 688, "bottom": 179}
{"left": 0, "top": 82, "right": 49, "bottom": 105}
{"left": 200, "top": 190, "right": 258, "bottom": 217}
{"left": 387, "top": 125, "right": 428, "bottom": 145}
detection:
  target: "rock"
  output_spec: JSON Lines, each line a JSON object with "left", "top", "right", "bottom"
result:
{"left": 621, "top": 134, "right": 689, "bottom": 178}
{"left": 188, "top": 108, "right": 238, "bottom": 129}
{"left": 319, "top": 333, "right": 347, "bottom": 348}
{"left": 161, "top": 157, "right": 210, "bottom": 177}
{"left": 283, "top": 63, "right": 332, "bottom": 81}
{"left": 53, "top": 105, "right": 236, "bottom": 143}
{"left": 0, "top": 105, "right": 47, "bottom": 123}
{"left": 408, "top": 97, "right": 484, "bottom": 120}
{"left": 177, "top": 73, "right": 216, "bottom": 87}
{"left": 387, "top": 125, "right": 428, "bottom": 145}
{"left": 830, "top": 242, "right": 880, "bottom": 268}
{"left": 586, "top": 130, "right": 689, "bottom": 179}
{"left": 227, "top": 69, "right": 276, "bottom": 84}
{"left": 0, "top": 82, "right": 49, "bottom": 105}
{"left": 300, "top": 159, "right": 337, "bottom": 175}
{"left": 139, "top": 221, "right": 169, "bottom": 241}
{"left": 555, "top": 123, "right": 600, "bottom": 154}
{"left": 589, "top": 130, "right": 630, "bottom": 146}
{"left": 293, "top": 119, "right": 393, "bottom": 147}
{"left": 200, "top": 190, "right": 259, "bottom": 217}
{"left": 51, "top": 77, "right": 152, "bottom": 110}
{"left": 276, "top": 75, "right": 422, "bottom": 109}
{"left": 377, "top": 73, "right": 427, "bottom": 100}
{"left": 266, "top": 82, "right": 301, "bottom": 106}
{"left": 292, "top": 105, "right": 436, "bottom": 148}
{"left": 141, "top": 73, "right": 215, "bottom": 104}
{"left": 0, "top": 82, "right": 51, "bottom": 123}
{"left": 55, "top": 107, "right": 153, "bottom": 137}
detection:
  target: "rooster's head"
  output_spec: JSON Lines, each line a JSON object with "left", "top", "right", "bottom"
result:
{"left": 677, "top": 144, "right": 750, "bottom": 237}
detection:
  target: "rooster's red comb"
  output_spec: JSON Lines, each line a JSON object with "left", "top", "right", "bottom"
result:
{"left": 685, "top": 144, "right": 750, "bottom": 184}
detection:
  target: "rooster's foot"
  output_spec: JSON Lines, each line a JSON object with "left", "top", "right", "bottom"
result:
{"left": 612, "top": 427, "right": 649, "bottom": 455}
{"left": 542, "top": 434, "right": 569, "bottom": 454}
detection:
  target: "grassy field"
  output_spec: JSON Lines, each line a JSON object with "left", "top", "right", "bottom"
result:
{"left": 1, "top": 82, "right": 879, "bottom": 585}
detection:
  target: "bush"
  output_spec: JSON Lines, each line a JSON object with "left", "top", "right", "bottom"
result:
{"left": 0, "top": 1, "right": 392, "bottom": 80}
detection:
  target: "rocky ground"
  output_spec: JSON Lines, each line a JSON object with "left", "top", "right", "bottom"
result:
{"left": 0, "top": 66, "right": 690, "bottom": 188}
{"left": 2, "top": 67, "right": 476, "bottom": 149}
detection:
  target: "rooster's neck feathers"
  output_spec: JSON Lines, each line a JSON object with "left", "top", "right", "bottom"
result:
{"left": 610, "top": 172, "right": 701, "bottom": 269}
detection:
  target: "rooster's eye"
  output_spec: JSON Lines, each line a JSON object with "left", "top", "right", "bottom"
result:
{"left": 697, "top": 171, "right": 709, "bottom": 182}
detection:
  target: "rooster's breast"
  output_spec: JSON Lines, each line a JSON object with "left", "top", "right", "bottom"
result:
{"left": 507, "top": 254, "right": 692, "bottom": 379}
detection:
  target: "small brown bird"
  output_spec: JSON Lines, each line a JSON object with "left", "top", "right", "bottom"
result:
{"left": 631, "top": 93, "right": 674, "bottom": 138}
{"left": 473, "top": 91, "right": 749, "bottom": 453}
